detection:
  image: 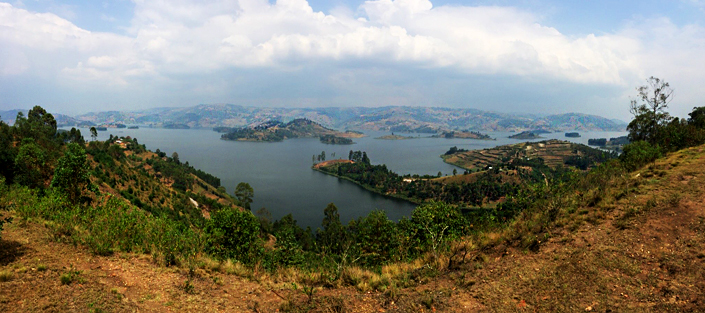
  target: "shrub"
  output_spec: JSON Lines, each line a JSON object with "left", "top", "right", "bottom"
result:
{"left": 409, "top": 202, "right": 466, "bottom": 258}
{"left": 349, "top": 210, "right": 399, "bottom": 267}
{"left": 205, "top": 208, "right": 262, "bottom": 263}
{"left": 620, "top": 141, "right": 662, "bottom": 171}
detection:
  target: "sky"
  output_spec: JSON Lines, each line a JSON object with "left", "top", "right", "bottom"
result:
{"left": 1, "top": 0, "right": 705, "bottom": 120}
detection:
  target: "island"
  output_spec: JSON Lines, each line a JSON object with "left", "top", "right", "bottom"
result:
{"left": 435, "top": 130, "right": 493, "bottom": 140}
{"left": 565, "top": 132, "right": 581, "bottom": 137}
{"left": 320, "top": 135, "right": 354, "bottom": 145}
{"left": 128, "top": 126, "right": 139, "bottom": 129}
{"left": 509, "top": 131, "right": 542, "bottom": 139}
{"left": 588, "top": 136, "right": 630, "bottom": 152}
{"left": 220, "top": 118, "right": 363, "bottom": 142}
{"left": 375, "top": 134, "right": 417, "bottom": 140}
{"left": 163, "top": 123, "right": 190, "bottom": 129}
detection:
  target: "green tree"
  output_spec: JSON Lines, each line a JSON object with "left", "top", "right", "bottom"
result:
{"left": 688, "top": 106, "right": 705, "bottom": 129}
{"left": 14, "top": 138, "right": 49, "bottom": 189}
{"left": 171, "top": 152, "right": 180, "bottom": 164}
{"left": 361, "top": 152, "right": 370, "bottom": 164}
{"left": 205, "top": 208, "right": 262, "bottom": 262}
{"left": 90, "top": 127, "right": 98, "bottom": 141}
{"left": 270, "top": 214, "right": 306, "bottom": 266}
{"left": 51, "top": 143, "right": 94, "bottom": 204}
{"left": 350, "top": 210, "right": 398, "bottom": 266}
{"left": 619, "top": 141, "right": 662, "bottom": 171}
{"left": 317, "top": 203, "right": 347, "bottom": 255}
{"left": 410, "top": 201, "right": 466, "bottom": 261}
{"left": 15, "top": 106, "right": 58, "bottom": 148}
{"left": 627, "top": 77, "right": 674, "bottom": 144}
{"left": 235, "top": 182, "right": 254, "bottom": 210}
{"left": 0, "top": 118, "right": 16, "bottom": 181}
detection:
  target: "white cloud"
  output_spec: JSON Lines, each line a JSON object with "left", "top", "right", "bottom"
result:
{"left": 0, "top": 0, "right": 705, "bottom": 116}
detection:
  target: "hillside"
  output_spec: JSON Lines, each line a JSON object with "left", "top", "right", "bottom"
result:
{"left": 3, "top": 138, "right": 705, "bottom": 312}
{"left": 442, "top": 139, "right": 614, "bottom": 171}
{"left": 219, "top": 118, "right": 363, "bottom": 142}
{"left": 61, "top": 105, "right": 627, "bottom": 132}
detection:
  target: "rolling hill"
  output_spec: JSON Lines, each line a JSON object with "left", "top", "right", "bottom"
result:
{"left": 65, "top": 105, "right": 627, "bottom": 132}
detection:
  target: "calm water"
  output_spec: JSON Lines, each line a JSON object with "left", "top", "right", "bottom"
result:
{"left": 87, "top": 128, "right": 626, "bottom": 228}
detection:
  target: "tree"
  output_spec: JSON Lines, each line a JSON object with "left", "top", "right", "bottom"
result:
{"left": 0, "top": 119, "right": 16, "bottom": 181}
{"left": 235, "top": 182, "right": 254, "bottom": 210}
{"left": 205, "top": 208, "right": 262, "bottom": 262}
{"left": 688, "top": 107, "right": 705, "bottom": 129}
{"left": 14, "top": 138, "right": 49, "bottom": 189}
{"left": 171, "top": 152, "right": 180, "bottom": 164}
{"left": 317, "top": 203, "right": 347, "bottom": 255}
{"left": 15, "top": 106, "right": 58, "bottom": 147}
{"left": 320, "top": 151, "right": 326, "bottom": 162}
{"left": 51, "top": 143, "right": 94, "bottom": 203}
{"left": 361, "top": 152, "right": 370, "bottom": 164}
{"left": 410, "top": 201, "right": 466, "bottom": 261}
{"left": 90, "top": 127, "right": 98, "bottom": 141}
{"left": 453, "top": 168, "right": 457, "bottom": 176}
{"left": 627, "top": 77, "right": 674, "bottom": 144}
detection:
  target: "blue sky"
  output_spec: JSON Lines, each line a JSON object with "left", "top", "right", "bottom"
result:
{"left": 2, "top": 0, "right": 705, "bottom": 120}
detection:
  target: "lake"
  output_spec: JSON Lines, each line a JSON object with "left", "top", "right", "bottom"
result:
{"left": 86, "top": 128, "right": 626, "bottom": 229}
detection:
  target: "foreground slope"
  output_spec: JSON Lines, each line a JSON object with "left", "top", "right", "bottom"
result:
{"left": 2, "top": 145, "right": 705, "bottom": 312}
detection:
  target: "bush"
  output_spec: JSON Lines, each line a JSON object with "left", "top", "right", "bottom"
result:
{"left": 205, "top": 208, "right": 262, "bottom": 263}
{"left": 349, "top": 210, "right": 399, "bottom": 267}
{"left": 409, "top": 202, "right": 466, "bottom": 256}
{"left": 620, "top": 141, "right": 662, "bottom": 171}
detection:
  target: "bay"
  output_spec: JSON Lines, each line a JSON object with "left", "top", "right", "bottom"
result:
{"left": 85, "top": 128, "right": 626, "bottom": 228}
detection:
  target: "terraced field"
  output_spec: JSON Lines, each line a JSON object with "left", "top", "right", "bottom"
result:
{"left": 441, "top": 139, "right": 607, "bottom": 170}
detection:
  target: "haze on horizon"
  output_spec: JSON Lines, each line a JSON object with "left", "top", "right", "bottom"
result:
{"left": 1, "top": 0, "right": 704, "bottom": 121}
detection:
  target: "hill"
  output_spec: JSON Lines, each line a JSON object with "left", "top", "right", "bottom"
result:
{"left": 219, "top": 118, "right": 363, "bottom": 142}
{"left": 66, "top": 105, "right": 627, "bottom": 132}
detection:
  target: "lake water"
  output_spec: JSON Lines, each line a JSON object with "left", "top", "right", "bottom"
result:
{"left": 86, "top": 128, "right": 626, "bottom": 229}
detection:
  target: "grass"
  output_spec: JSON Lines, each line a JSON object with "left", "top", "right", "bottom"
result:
{"left": 60, "top": 268, "right": 84, "bottom": 285}
{"left": 0, "top": 271, "right": 13, "bottom": 282}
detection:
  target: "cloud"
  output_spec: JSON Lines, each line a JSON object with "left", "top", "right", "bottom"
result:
{"left": 0, "top": 0, "right": 704, "bottom": 118}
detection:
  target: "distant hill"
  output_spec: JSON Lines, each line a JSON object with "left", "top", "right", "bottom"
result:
{"left": 5, "top": 105, "right": 628, "bottom": 132}
{"left": 220, "top": 118, "right": 363, "bottom": 142}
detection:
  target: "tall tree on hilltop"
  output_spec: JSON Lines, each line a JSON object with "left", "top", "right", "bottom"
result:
{"left": 627, "top": 77, "right": 674, "bottom": 144}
